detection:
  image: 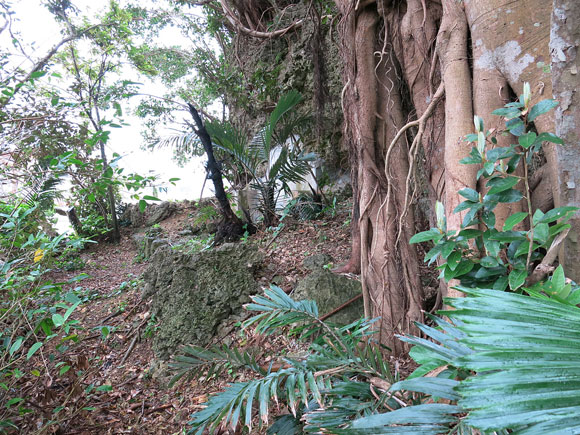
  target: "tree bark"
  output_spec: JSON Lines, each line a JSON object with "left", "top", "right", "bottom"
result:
{"left": 188, "top": 103, "right": 245, "bottom": 242}
{"left": 550, "top": 0, "right": 580, "bottom": 281}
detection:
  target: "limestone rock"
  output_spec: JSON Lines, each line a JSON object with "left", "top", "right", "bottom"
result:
{"left": 120, "top": 201, "right": 178, "bottom": 228}
{"left": 142, "top": 243, "right": 263, "bottom": 360}
{"left": 146, "top": 202, "right": 177, "bottom": 226}
{"left": 293, "top": 270, "right": 363, "bottom": 325}
{"left": 303, "top": 253, "right": 333, "bottom": 271}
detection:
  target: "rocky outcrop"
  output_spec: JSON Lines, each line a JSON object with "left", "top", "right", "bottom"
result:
{"left": 293, "top": 255, "right": 363, "bottom": 325}
{"left": 120, "top": 201, "right": 178, "bottom": 228}
{"left": 142, "top": 243, "right": 263, "bottom": 360}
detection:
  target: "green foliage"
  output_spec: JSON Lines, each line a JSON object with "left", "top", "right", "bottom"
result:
{"left": 169, "top": 84, "right": 580, "bottom": 434}
{"left": 207, "top": 91, "right": 314, "bottom": 226}
{"left": 0, "top": 200, "right": 94, "bottom": 428}
{"left": 347, "top": 288, "right": 580, "bottom": 434}
{"left": 410, "top": 87, "right": 575, "bottom": 290}
{"left": 170, "top": 285, "right": 397, "bottom": 434}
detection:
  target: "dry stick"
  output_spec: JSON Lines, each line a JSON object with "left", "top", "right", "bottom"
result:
{"left": 120, "top": 333, "right": 139, "bottom": 366}
{"left": 319, "top": 293, "right": 363, "bottom": 322}
{"left": 524, "top": 149, "right": 535, "bottom": 271}
{"left": 526, "top": 227, "right": 570, "bottom": 286}
{"left": 119, "top": 314, "right": 150, "bottom": 366}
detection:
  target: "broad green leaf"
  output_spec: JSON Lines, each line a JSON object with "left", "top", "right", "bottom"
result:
{"left": 518, "top": 131, "right": 537, "bottom": 149}
{"left": 488, "top": 230, "right": 526, "bottom": 242}
{"left": 503, "top": 212, "right": 528, "bottom": 231}
{"left": 474, "top": 115, "right": 484, "bottom": 132}
{"left": 480, "top": 256, "right": 499, "bottom": 268}
{"left": 459, "top": 188, "right": 479, "bottom": 202}
{"left": 535, "top": 131, "right": 564, "bottom": 145}
{"left": 509, "top": 269, "right": 527, "bottom": 290}
{"left": 139, "top": 199, "right": 147, "bottom": 213}
{"left": 528, "top": 99, "right": 558, "bottom": 122}
{"left": 409, "top": 229, "right": 442, "bottom": 244}
{"left": 533, "top": 222, "right": 550, "bottom": 245}
{"left": 447, "top": 251, "right": 461, "bottom": 271}
{"left": 483, "top": 161, "right": 495, "bottom": 175}
{"left": 453, "top": 261, "right": 474, "bottom": 277}
{"left": 492, "top": 107, "right": 522, "bottom": 119}
{"left": 485, "top": 189, "right": 523, "bottom": 204}
{"left": 506, "top": 118, "right": 525, "bottom": 136}
{"left": 532, "top": 209, "right": 545, "bottom": 226}
{"left": 538, "top": 206, "right": 579, "bottom": 224}
{"left": 552, "top": 265, "right": 566, "bottom": 291}
{"left": 52, "top": 313, "right": 64, "bottom": 328}
{"left": 9, "top": 338, "right": 23, "bottom": 356}
{"left": 27, "top": 342, "right": 43, "bottom": 360}
{"left": 482, "top": 210, "right": 496, "bottom": 228}
{"left": 458, "top": 229, "right": 482, "bottom": 239}
{"left": 96, "top": 385, "right": 113, "bottom": 392}
{"left": 454, "top": 200, "right": 477, "bottom": 214}
{"left": 462, "top": 203, "right": 483, "bottom": 228}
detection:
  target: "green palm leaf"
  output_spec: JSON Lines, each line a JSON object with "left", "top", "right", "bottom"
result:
{"left": 447, "top": 288, "right": 580, "bottom": 433}
{"left": 347, "top": 288, "right": 580, "bottom": 434}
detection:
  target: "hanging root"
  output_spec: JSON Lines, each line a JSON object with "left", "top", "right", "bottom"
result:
{"left": 395, "top": 82, "right": 445, "bottom": 247}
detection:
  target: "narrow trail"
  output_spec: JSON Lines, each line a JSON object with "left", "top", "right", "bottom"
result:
{"left": 27, "top": 200, "right": 354, "bottom": 434}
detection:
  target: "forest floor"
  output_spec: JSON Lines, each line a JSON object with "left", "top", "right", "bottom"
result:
{"left": 19, "top": 199, "right": 357, "bottom": 434}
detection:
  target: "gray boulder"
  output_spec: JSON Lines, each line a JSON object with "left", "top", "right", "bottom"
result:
{"left": 146, "top": 201, "right": 177, "bottom": 226}
{"left": 142, "top": 243, "right": 263, "bottom": 360}
{"left": 120, "top": 201, "right": 178, "bottom": 227}
{"left": 293, "top": 270, "right": 363, "bottom": 325}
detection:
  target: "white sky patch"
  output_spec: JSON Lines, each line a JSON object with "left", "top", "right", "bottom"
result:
{"left": 7, "top": 0, "right": 210, "bottom": 202}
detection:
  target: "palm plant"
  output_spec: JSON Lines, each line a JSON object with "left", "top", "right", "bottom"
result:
{"left": 169, "top": 285, "right": 397, "bottom": 434}
{"left": 171, "top": 282, "right": 580, "bottom": 434}
{"left": 206, "top": 90, "right": 316, "bottom": 226}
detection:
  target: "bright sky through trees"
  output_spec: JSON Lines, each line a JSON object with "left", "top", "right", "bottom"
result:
{"left": 8, "top": 0, "right": 208, "bottom": 201}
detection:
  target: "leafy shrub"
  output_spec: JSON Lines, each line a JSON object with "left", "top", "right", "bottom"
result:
{"left": 410, "top": 83, "right": 574, "bottom": 291}
{"left": 0, "top": 199, "right": 93, "bottom": 429}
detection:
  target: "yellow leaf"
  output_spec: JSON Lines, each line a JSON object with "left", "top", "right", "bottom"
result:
{"left": 33, "top": 249, "right": 44, "bottom": 263}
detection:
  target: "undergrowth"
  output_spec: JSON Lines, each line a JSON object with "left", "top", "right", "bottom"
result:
{"left": 168, "top": 84, "right": 580, "bottom": 434}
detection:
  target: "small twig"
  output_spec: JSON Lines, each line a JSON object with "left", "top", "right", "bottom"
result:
{"left": 146, "top": 403, "right": 174, "bottom": 415}
{"left": 266, "top": 227, "right": 284, "bottom": 249}
{"left": 319, "top": 293, "right": 363, "bottom": 322}
{"left": 102, "top": 309, "right": 123, "bottom": 323}
{"left": 117, "top": 374, "right": 139, "bottom": 388}
{"left": 120, "top": 333, "right": 139, "bottom": 366}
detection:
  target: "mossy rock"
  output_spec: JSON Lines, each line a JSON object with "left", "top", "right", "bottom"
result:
{"left": 293, "top": 270, "right": 363, "bottom": 325}
{"left": 143, "top": 243, "right": 263, "bottom": 360}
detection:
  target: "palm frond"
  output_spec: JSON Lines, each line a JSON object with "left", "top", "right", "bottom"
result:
{"left": 447, "top": 287, "right": 580, "bottom": 433}
{"left": 263, "top": 90, "right": 304, "bottom": 153}
{"left": 242, "top": 284, "right": 321, "bottom": 336}
{"left": 154, "top": 132, "right": 202, "bottom": 157}
{"left": 205, "top": 121, "right": 259, "bottom": 176}
{"left": 187, "top": 367, "right": 322, "bottom": 434}
{"left": 346, "top": 287, "right": 580, "bottom": 434}
{"left": 168, "top": 344, "right": 264, "bottom": 387}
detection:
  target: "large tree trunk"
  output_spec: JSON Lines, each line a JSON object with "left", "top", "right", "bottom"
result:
{"left": 336, "top": 3, "right": 424, "bottom": 353}
{"left": 550, "top": 0, "right": 580, "bottom": 281}
{"left": 332, "top": 0, "right": 563, "bottom": 350}
{"left": 221, "top": 0, "right": 578, "bottom": 354}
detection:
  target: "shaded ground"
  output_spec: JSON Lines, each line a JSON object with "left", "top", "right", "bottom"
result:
{"left": 17, "top": 200, "right": 355, "bottom": 434}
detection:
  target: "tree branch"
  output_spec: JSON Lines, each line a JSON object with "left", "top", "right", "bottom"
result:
{"left": 219, "top": 0, "right": 303, "bottom": 39}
